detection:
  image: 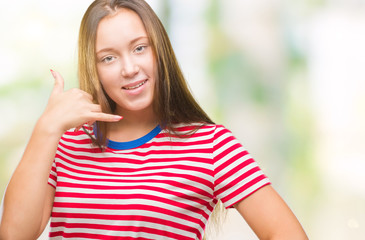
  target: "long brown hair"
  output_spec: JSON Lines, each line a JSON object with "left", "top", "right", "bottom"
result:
{"left": 78, "top": 0, "right": 213, "bottom": 148}
{"left": 78, "top": 2, "right": 224, "bottom": 238}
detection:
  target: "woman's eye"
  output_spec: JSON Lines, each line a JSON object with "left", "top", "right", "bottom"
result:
{"left": 102, "top": 56, "right": 114, "bottom": 63}
{"left": 134, "top": 45, "right": 146, "bottom": 53}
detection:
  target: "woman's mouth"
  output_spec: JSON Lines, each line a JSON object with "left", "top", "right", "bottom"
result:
{"left": 122, "top": 79, "right": 148, "bottom": 90}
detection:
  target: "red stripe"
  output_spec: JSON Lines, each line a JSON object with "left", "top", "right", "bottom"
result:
{"left": 58, "top": 141, "right": 102, "bottom": 154}
{"left": 167, "top": 124, "right": 215, "bottom": 132}
{"left": 64, "top": 131, "right": 90, "bottom": 137}
{"left": 58, "top": 142, "right": 212, "bottom": 163}
{"left": 212, "top": 126, "right": 231, "bottom": 140}
{"left": 220, "top": 174, "right": 269, "bottom": 204}
{"left": 59, "top": 138, "right": 214, "bottom": 155}
{"left": 214, "top": 142, "right": 247, "bottom": 163}
{"left": 114, "top": 148, "right": 212, "bottom": 157}
{"left": 49, "top": 174, "right": 57, "bottom": 183}
{"left": 155, "top": 130, "right": 213, "bottom": 139}
{"left": 49, "top": 222, "right": 194, "bottom": 240}
{"left": 213, "top": 135, "right": 236, "bottom": 152}
{"left": 214, "top": 149, "right": 251, "bottom": 174}
{"left": 53, "top": 202, "right": 203, "bottom": 227}
{"left": 50, "top": 231, "right": 154, "bottom": 240}
{"left": 48, "top": 181, "right": 56, "bottom": 189}
{"left": 51, "top": 211, "right": 203, "bottom": 238}
{"left": 59, "top": 141, "right": 212, "bottom": 158}
{"left": 55, "top": 154, "right": 213, "bottom": 175}
{"left": 57, "top": 171, "right": 213, "bottom": 199}
{"left": 215, "top": 166, "right": 262, "bottom": 196}
{"left": 56, "top": 162, "right": 213, "bottom": 189}
{"left": 61, "top": 136, "right": 93, "bottom": 145}
{"left": 215, "top": 158, "right": 256, "bottom": 187}
{"left": 141, "top": 138, "right": 212, "bottom": 148}
{"left": 58, "top": 142, "right": 213, "bottom": 164}
{"left": 55, "top": 189, "right": 210, "bottom": 218}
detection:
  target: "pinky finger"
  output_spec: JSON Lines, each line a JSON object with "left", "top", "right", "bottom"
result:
{"left": 92, "top": 113, "right": 123, "bottom": 123}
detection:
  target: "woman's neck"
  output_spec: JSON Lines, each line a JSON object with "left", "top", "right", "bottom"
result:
{"left": 106, "top": 108, "right": 158, "bottom": 142}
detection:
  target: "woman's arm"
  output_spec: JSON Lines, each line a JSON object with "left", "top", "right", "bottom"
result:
{"left": 234, "top": 185, "right": 308, "bottom": 240}
{"left": 0, "top": 71, "right": 122, "bottom": 239}
{"left": 0, "top": 119, "right": 60, "bottom": 239}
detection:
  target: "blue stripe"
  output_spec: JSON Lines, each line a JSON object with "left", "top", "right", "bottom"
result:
{"left": 106, "top": 125, "right": 161, "bottom": 150}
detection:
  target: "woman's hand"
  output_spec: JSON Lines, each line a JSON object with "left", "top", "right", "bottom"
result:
{"left": 40, "top": 70, "right": 122, "bottom": 135}
{"left": 0, "top": 70, "right": 123, "bottom": 239}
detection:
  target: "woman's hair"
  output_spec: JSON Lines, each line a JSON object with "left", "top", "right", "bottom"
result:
{"left": 78, "top": 1, "right": 224, "bottom": 237}
{"left": 78, "top": 0, "right": 214, "bottom": 148}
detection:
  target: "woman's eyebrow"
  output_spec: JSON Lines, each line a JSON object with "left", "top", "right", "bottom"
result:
{"left": 96, "top": 36, "right": 149, "bottom": 55}
{"left": 96, "top": 47, "right": 116, "bottom": 55}
{"left": 129, "top": 36, "right": 149, "bottom": 46}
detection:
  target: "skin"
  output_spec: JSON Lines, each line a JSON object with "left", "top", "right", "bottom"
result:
{"left": 96, "top": 9, "right": 159, "bottom": 142}
{"left": 0, "top": 8, "right": 308, "bottom": 240}
{"left": 0, "top": 70, "right": 122, "bottom": 239}
{"left": 234, "top": 185, "right": 308, "bottom": 240}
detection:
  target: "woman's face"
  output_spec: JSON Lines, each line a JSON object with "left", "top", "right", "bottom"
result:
{"left": 95, "top": 8, "right": 156, "bottom": 115}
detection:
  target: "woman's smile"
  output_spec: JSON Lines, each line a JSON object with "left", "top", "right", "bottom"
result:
{"left": 121, "top": 79, "right": 149, "bottom": 96}
{"left": 122, "top": 79, "right": 148, "bottom": 90}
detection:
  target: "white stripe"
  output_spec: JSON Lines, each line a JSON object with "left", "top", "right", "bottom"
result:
{"left": 57, "top": 166, "right": 213, "bottom": 188}
{"left": 56, "top": 152, "right": 213, "bottom": 174}
{"left": 214, "top": 160, "right": 259, "bottom": 192}
{"left": 56, "top": 158, "right": 213, "bottom": 183}
{"left": 50, "top": 217, "right": 197, "bottom": 239}
{"left": 224, "top": 178, "right": 271, "bottom": 207}
{"left": 58, "top": 142, "right": 213, "bottom": 160}
{"left": 54, "top": 195, "right": 207, "bottom": 219}
{"left": 57, "top": 177, "right": 213, "bottom": 199}
{"left": 57, "top": 150, "right": 213, "bottom": 167}
{"left": 213, "top": 132, "right": 243, "bottom": 156}
{"left": 216, "top": 166, "right": 263, "bottom": 194}
{"left": 214, "top": 147, "right": 252, "bottom": 173}
{"left": 49, "top": 226, "right": 181, "bottom": 240}
{"left": 52, "top": 207, "right": 203, "bottom": 231}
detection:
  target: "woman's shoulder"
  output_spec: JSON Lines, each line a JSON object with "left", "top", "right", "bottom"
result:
{"left": 59, "top": 124, "right": 94, "bottom": 143}
{"left": 168, "top": 122, "right": 230, "bottom": 136}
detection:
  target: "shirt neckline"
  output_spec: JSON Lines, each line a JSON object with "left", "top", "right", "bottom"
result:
{"left": 105, "top": 125, "right": 161, "bottom": 150}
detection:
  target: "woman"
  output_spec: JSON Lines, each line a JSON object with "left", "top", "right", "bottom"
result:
{"left": 0, "top": 0, "right": 308, "bottom": 239}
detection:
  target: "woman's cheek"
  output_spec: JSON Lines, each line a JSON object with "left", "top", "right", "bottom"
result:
{"left": 99, "top": 65, "right": 120, "bottom": 86}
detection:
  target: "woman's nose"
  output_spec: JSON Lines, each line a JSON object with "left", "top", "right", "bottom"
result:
{"left": 121, "top": 56, "right": 139, "bottom": 78}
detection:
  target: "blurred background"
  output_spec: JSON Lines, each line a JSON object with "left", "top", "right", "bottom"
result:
{"left": 1, "top": 0, "right": 364, "bottom": 239}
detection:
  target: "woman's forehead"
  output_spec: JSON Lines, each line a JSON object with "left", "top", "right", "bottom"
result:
{"left": 96, "top": 8, "right": 148, "bottom": 51}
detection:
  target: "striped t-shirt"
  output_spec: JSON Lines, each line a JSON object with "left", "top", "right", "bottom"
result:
{"left": 48, "top": 123, "right": 270, "bottom": 240}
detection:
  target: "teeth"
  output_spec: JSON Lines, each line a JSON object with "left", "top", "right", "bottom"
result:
{"left": 123, "top": 80, "right": 147, "bottom": 90}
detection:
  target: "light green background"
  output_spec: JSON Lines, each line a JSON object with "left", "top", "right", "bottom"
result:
{"left": 1, "top": 1, "right": 364, "bottom": 239}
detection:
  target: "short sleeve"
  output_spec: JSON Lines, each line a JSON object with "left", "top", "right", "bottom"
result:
{"left": 48, "top": 160, "right": 57, "bottom": 188}
{"left": 213, "top": 125, "right": 270, "bottom": 208}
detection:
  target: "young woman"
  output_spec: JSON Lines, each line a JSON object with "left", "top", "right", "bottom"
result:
{"left": 0, "top": 0, "right": 308, "bottom": 239}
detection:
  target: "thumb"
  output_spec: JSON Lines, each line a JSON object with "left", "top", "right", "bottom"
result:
{"left": 50, "top": 69, "right": 64, "bottom": 95}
